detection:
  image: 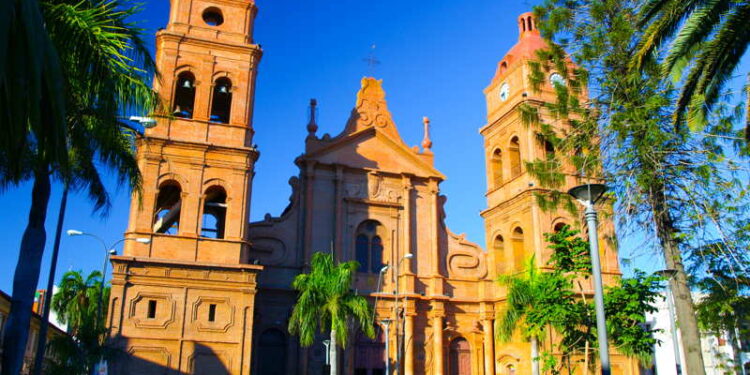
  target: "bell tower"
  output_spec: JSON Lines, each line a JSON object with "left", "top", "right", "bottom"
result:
{"left": 479, "top": 13, "right": 620, "bottom": 280}
{"left": 108, "top": 0, "right": 263, "bottom": 374}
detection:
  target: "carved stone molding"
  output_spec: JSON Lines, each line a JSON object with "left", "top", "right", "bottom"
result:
{"left": 127, "top": 346, "right": 171, "bottom": 371}
{"left": 129, "top": 292, "right": 177, "bottom": 329}
{"left": 446, "top": 231, "right": 489, "bottom": 280}
{"left": 191, "top": 296, "right": 235, "bottom": 333}
{"left": 187, "top": 348, "right": 232, "bottom": 374}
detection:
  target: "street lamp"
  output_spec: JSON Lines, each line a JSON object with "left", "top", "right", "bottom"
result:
{"left": 66, "top": 230, "right": 151, "bottom": 328}
{"left": 568, "top": 183, "right": 610, "bottom": 375}
{"left": 373, "top": 264, "right": 392, "bottom": 374}
{"left": 655, "top": 269, "right": 682, "bottom": 375}
{"left": 128, "top": 116, "right": 157, "bottom": 128}
{"left": 394, "top": 253, "right": 413, "bottom": 374}
{"left": 381, "top": 318, "right": 392, "bottom": 375}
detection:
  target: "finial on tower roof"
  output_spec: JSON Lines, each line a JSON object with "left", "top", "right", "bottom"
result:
{"left": 307, "top": 98, "right": 318, "bottom": 137}
{"left": 422, "top": 116, "right": 433, "bottom": 153}
{"left": 517, "top": 12, "right": 539, "bottom": 40}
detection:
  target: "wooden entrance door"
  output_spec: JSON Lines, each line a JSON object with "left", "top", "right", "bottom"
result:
{"left": 354, "top": 329, "right": 386, "bottom": 375}
{"left": 449, "top": 338, "right": 471, "bottom": 375}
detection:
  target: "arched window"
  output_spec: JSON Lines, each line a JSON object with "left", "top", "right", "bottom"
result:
{"left": 257, "top": 329, "right": 286, "bottom": 375}
{"left": 554, "top": 222, "right": 568, "bottom": 233}
{"left": 356, "top": 235, "right": 369, "bottom": 268}
{"left": 153, "top": 181, "right": 182, "bottom": 235}
{"left": 544, "top": 140, "right": 555, "bottom": 160}
{"left": 492, "top": 149, "right": 503, "bottom": 188}
{"left": 511, "top": 227, "right": 525, "bottom": 272}
{"left": 210, "top": 77, "right": 232, "bottom": 123}
{"left": 201, "top": 186, "right": 227, "bottom": 239}
{"left": 494, "top": 235, "right": 505, "bottom": 275}
{"left": 173, "top": 72, "right": 196, "bottom": 119}
{"left": 526, "top": 16, "right": 533, "bottom": 32}
{"left": 355, "top": 220, "right": 385, "bottom": 273}
{"left": 509, "top": 137, "right": 522, "bottom": 178}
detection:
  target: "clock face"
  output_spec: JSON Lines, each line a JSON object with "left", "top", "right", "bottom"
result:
{"left": 499, "top": 83, "right": 510, "bottom": 102}
{"left": 550, "top": 73, "right": 566, "bottom": 87}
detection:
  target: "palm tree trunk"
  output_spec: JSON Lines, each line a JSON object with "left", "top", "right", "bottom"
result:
{"left": 330, "top": 329, "right": 338, "bottom": 375}
{"left": 1, "top": 170, "right": 52, "bottom": 375}
{"left": 649, "top": 185, "right": 706, "bottom": 375}
{"left": 531, "top": 335, "right": 540, "bottom": 375}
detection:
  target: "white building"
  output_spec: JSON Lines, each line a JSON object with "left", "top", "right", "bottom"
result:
{"left": 645, "top": 292, "right": 749, "bottom": 374}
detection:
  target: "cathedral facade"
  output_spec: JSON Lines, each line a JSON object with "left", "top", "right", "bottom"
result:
{"left": 107, "top": 1, "right": 637, "bottom": 374}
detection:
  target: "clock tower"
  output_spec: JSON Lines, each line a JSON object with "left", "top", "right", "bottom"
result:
{"left": 479, "top": 13, "right": 620, "bottom": 281}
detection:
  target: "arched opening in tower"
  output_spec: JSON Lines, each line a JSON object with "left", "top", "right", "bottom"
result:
{"left": 153, "top": 181, "right": 182, "bottom": 234}
{"left": 173, "top": 72, "right": 196, "bottom": 119}
{"left": 201, "top": 186, "right": 227, "bottom": 239}
{"left": 210, "top": 77, "right": 232, "bottom": 123}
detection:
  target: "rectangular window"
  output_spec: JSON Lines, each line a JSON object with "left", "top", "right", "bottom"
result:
{"left": 208, "top": 304, "right": 217, "bottom": 322}
{"left": 147, "top": 300, "right": 157, "bottom": 319}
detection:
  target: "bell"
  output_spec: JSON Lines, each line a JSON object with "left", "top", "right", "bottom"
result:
{"left": 218, "top": 85, "right": 229, "bottom": 94}
{"left": 182, "top": 79, "right": 193, "bottom": 89}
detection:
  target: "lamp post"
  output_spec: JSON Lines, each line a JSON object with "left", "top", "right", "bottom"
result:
{"left": 374, "top": 265, "right": 391, "bottom": 375}
{"left": 394, "top": 253, "right": 413, "bottom": 375}
{"left": 381, "top": 318, "right": 392, "bottom": 375}
{"left": 656, "top": 269, "right": 682, "bottom": 375}
{"left": 66, "top": 231, "right": 151, "bottom": 328}
{"left": 568, "top": 183, "right": 610, "bottom": 375}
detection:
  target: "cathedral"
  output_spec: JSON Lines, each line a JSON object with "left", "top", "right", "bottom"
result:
{"left": 106, "top": 1, "right": 638, "bottom": 374}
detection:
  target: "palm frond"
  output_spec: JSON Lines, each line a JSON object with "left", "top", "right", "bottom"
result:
{"left": 662, "top": 0, "right": 732, "bottom": 77}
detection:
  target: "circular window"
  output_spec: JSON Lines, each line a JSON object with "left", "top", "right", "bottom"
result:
{"left": 202, "top": 7, "right": 224, "bottom": 26}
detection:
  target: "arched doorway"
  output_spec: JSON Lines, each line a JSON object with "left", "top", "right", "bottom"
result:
{"left": 257, "top": 329, "right": 286, "bottom": 375}
{"left": 354, "top": 328, "right": 386, "bottom": 375}
{"left": 449, "top": 337, "right": 471, "bottom": 375}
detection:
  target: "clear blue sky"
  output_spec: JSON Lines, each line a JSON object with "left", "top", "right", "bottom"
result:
{"left": 0, "top": 0, "right": 746, "bottom": 293}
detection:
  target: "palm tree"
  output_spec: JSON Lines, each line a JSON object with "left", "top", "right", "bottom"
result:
{"left": 288, "top": 252, "right": 375, "bottom": 375}
{"left": 633, "top": 0, "right": 750, "bottom": 138}
{"left": 53, "top": 270, "right": 109, "bottom": 335}
{"left": 48, "top": 270, "right": 111, "bottom": 375}
{"left": 0, "top": 1, "right": 157, "bottom": 373}
{"left": 496, "top": 257, "right": 546, "bottom": 375}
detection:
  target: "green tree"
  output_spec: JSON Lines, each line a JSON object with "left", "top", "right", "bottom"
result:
{"left": 516, "top": 1, "right": 750, "bottom": 374}
{"left": 0, "top": 1, "right": 156, "bottom": 373}
{"left": 633, "top": 0, "right": 750, "bottom": 138}
{"left": 496, "top": 256, "right": 577, "bottom": 375}
{"left": 688, "top": 243, "right": 750, "bottom": 373}
{"left": 288, "top": 252, "right": 375, "bottom": 375}
{"left": 497, "top": 227, "right": 660, "bottom": 374}
{"left": 47, "top": 270, "right": 111, "bottom": 375}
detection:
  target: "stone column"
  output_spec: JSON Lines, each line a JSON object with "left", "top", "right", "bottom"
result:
{"left": 483, "top": 319, "right": 495, "bottom": 375}
{"left": 401, "top": 174, "right": 412, "bottom": 267}
{"left": 431, "top": 301, "right": 445, "bottom": 375}
{"left": 303, "top": 161, "right": 316, "bottom": 268}
{"left": 333, "top": 165, "right": 343, "bottom": 260}
{"left": 433, "top": 315, "right": 444, "bottom": 375}
{"left": 404, "top": 314, "right": 415, "bottom": 375}
{"left": 428, "top": 179, "right": 440, "bottom": 275}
